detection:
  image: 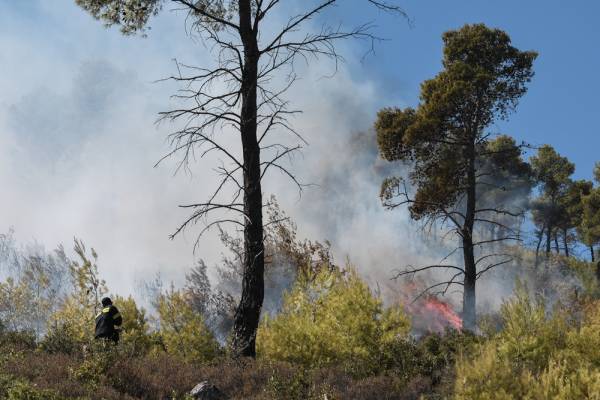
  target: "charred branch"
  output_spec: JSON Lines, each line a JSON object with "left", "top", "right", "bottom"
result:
{"left": 392, "top": 264, "right": 466, "bottom": 280}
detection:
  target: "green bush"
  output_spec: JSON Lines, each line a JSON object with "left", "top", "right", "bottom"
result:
{"left": 156, "top": 288, "right": 222, "bottom": 363}
{"left": 265, "top": 368, "right": 316, "bottom": 400}
{"left": 566, "top": 257, "right": 600, "bottom": 298}
{"left": 6, "top": 380, "right": 66, "bottom": 400}
{"left": 257, "top": 267, "right": 410, "bottom": 376}
{"left": 69, "top": 340, "right": 120, "bottom": 389}
{"left": 0, "top": 329, "right": 36, "bottom": 351}
{"left": 455, "top": 285, "right": 600, "bottom": 400}
{"left": 497, "top": 282, "right": 567, "bottom": 373}
{"left": 39, "top": 322, "right": 80, "bottom": 355}
{"left": 112, "top": 295, "right": 154, "bottom": 357}
{"left": 527, "top": 359, "right": 600, "bottom": 400}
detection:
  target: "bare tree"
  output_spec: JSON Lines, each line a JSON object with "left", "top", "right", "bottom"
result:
{"left": 75, "top": 0, "right": 405, "bottom": 356}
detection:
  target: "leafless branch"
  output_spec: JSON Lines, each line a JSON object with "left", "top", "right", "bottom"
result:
{"left": 473, "top": 236, "right": 522, "bottom": 246}
{"left": 475, "top": 208, "right": 523, "bottom": 217}
{"left": 159, "top": 0, "right": 406, "bottom": 251}
{"left": 391, "top": 264, "right": 465, "bottom": 280}
{"left": 476, "top": 257, "right": 513, "bottom": 279}
{"left": 475, "top": 253, "right": 512, "bottom": 266}
{"left": 410, "top": 274, "right": 464, "bottom": 304}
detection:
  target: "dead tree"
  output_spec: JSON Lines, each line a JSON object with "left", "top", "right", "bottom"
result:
{"left": 75, "top": 0, "right": 405, "bottom": 357}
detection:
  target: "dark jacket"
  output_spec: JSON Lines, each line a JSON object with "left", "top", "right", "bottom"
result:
{"left": 95, "top": 304, "right": 123, "bottom": 342}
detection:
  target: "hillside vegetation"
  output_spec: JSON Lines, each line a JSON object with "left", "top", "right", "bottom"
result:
{"left": 0, "top": 220, "right": 599, "bottom": 399}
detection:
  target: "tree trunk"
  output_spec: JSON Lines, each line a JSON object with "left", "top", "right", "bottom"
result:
{"left": 554, "top": 234, "right": 560, "bottom": 254}
{"left": 535, "top": 226, "right": 544, "bottom": 266}
{"left": 563, "top": 228, "right": 569, "bottom": 257}
{"left": 545, "top": 225, "right": 552, "bottom": 255}
{"left": 230, "top": 0, "right": 264, "bottom": 358}
{"left": 462, "top": 139, "right": 477, "bottom": 332}
{"left": 591, "top": 246, "right": 595, "bottom": 263}
{"left": 462, "top": 234, "right": 476, "bottom": 331}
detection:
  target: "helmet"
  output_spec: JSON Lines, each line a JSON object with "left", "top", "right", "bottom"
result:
{"left": 101, "top": 297, "right": 112, "bottom": 307}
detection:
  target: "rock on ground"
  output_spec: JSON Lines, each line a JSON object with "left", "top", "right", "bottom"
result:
{"left": 189, "top": 381, "right": 227, "bottom": 400}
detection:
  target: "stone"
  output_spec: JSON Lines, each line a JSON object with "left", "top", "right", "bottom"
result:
{"left": 189, "top": 381, "right": 227, "bottom": 400}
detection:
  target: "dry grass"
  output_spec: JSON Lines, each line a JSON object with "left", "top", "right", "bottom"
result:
{"left": 0, "top": 330, "right": 461, "bottom": 400}
{"left": 1, "top": 350, "right": 443, "bottom": 399}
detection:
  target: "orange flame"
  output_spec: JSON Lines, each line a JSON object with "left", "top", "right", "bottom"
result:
{"left": 398, "top": 282, "right": 463, "bottom": 334}
{"left": 422, "top": 297, "right": 463, "bottom": 331}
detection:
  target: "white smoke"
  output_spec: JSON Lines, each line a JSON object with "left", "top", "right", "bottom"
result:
{"left": 1, "top": 1, "right": 544, "bottom": 321}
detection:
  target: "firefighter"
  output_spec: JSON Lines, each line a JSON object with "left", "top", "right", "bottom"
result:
{"left": 94, "top": 297, "right": 122, "bottom": 343}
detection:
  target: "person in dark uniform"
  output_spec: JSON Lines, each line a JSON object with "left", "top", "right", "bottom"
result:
{"left": 95, "top": 297, "right": 122, "bottom": 343}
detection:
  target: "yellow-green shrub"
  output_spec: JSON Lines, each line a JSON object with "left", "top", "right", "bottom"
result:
{"left": 156, "top": 288, "right": 221, "bottom": 363}
{"left": 257, "top": 267, "right": 410, "bottom": 375}
{"left": 526, "top": 359, "right": 600, "bottom": 400}
{"left": 455, "top": 341, "right": 530, "bottom": 400}
{"left": 497, "top": 283, "right": 567, "bottom": 372}
{"left": 111, "top": 295, "right": 153, "bottom": 356}
{"left": 455, "top": 287, "right": 600, "bottom": 400}
{"left": 43, "top": 294, "right": 153, "bottom": 356}
{"left": 45, "top": 296, "right": 93, "bottom": 346}
{"left": 566, "top": 257, "right": 599, "bottom": 298}
{"left": 42, "top": 239, "right": 109, "bottom": 352}
{"left": 6, "top": 380, "right": 66, "bottom": 400}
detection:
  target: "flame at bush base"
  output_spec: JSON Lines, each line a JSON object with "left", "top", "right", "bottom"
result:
{"left": 399, "top": 285, "right": 463, "bottom": 334}
{"left": 422, "top": 296, "right": 463, "bottom": 330}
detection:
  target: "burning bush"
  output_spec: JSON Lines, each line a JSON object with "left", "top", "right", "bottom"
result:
{"left": 401, "top": 292, "right": 463, "bottom": 335}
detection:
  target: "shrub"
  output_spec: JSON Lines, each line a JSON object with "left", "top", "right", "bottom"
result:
{"left": 497, "top": 282, "right": 567, "bottom": 373}
{"left": 0, "top": 329, "right": 36, "bottom": 351}
{"left": 265, "top": 367, "right": 317, "bottom": 400}
{"left": 455, "top": 341, "right": 529, "bottom": 400}
{"left": 566, "top": 257, "right": 599, "bottom": 298}
{"left": 156, "top": 287, "right": 222, "bottom": 363}
{"left": 39, "top": 321, "right": 81, "bottom": 354}
{"left": 70, "top": 340, "right": 121, "bottom": 390}
{"left": 257, "top": 267, "right": 410, "bottom": 376}
{"left": 527, "top": 359, "right": 600, "bottom": 400}
{"left": 454, "top": 285, "right": 600, "bottom": 400}
{"left": 111, "top": 295, "right": 153, "bottom": 357}
{"left": 562, "top": 300, "right": 600, "bottom": 367}
{"left": 6, "top": 380, "right": 67, "bottom": 400}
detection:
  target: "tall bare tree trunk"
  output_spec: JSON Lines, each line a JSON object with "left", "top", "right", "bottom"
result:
{"left": 590, "top": 246, "right": 595, "bottom": 263}
{"left": 563, "top": 228, "right": 569, "bottom": 257}
{"left": 230, "top": 0, "right": 264, "bottom": 358}
{"left": 554, "top": 234, "right": 560, "bottom": 255}
{"left": 462, "top": 139, "right": 477, "bottom": 331}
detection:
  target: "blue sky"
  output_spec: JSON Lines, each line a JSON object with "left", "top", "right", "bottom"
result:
{"left": 0, "top": 1, "right": 598, "bottom": 296}
{"left": 336, "top": 0, "right": 600, "bottom": 180}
